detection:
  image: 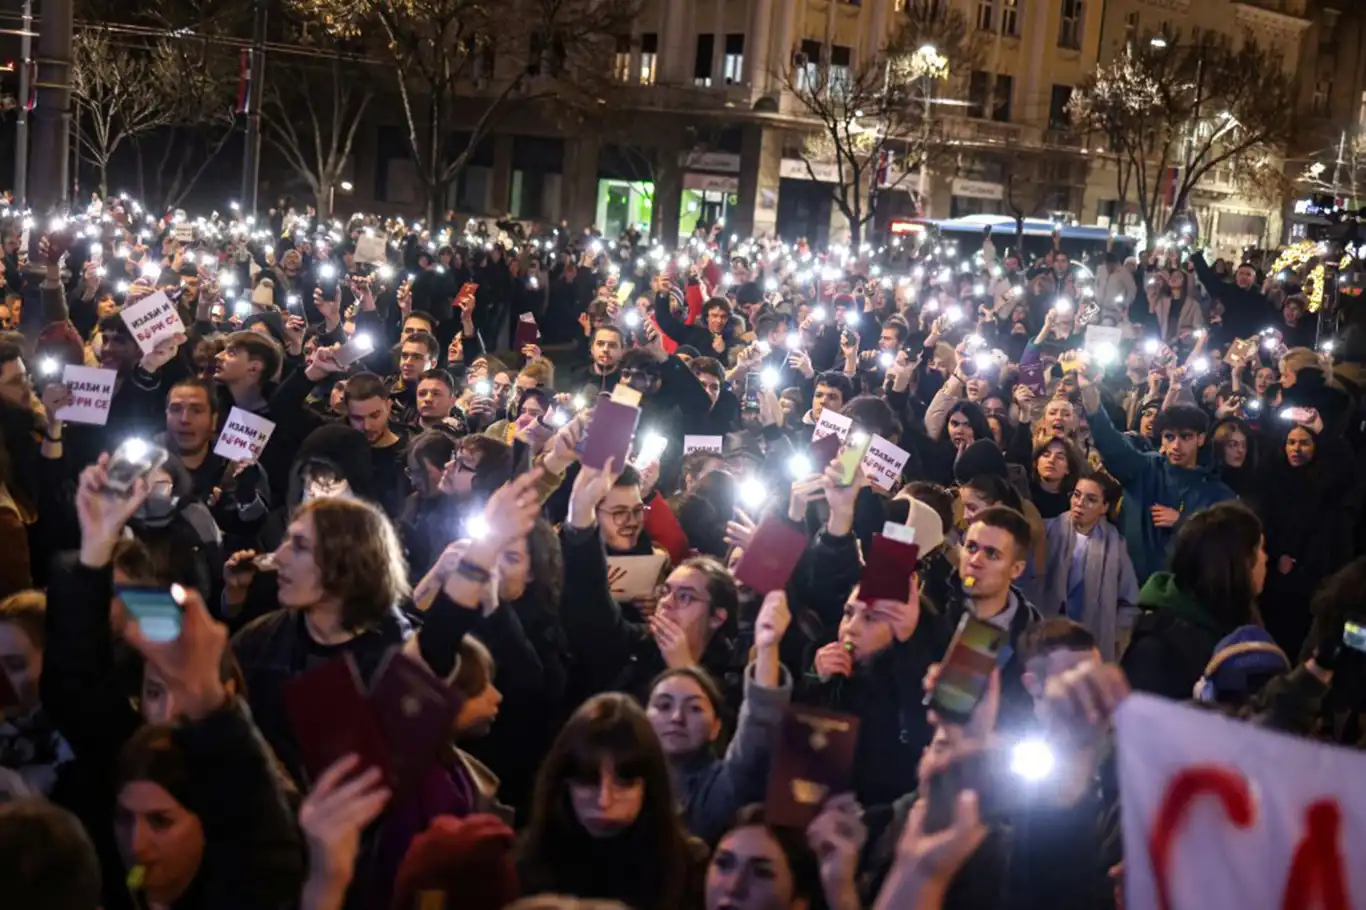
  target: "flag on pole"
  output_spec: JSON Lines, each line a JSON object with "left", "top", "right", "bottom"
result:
{"left": 236, "top": 49, "right": 252, "bottom": 114}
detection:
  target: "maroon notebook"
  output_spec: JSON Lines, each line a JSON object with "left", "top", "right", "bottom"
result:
{"left": 369, "top": 650, "right": 462, "bottom": 799}
{"left": 733, "top": 517, "right": 809, "bottom": 594}
{"left": 858, "top": 536, "right": 920, "bottom": 604}
{"left": 765, "top": 706, "right": 861, "bottom": 828}
{"left": 580, "top": 399, "right": 641, "bottom": 470}
{"left": 809, "top": 432, "right": 842, "bottom": 472}
{"left": 283, "top": 655, "right": 394, "bottom": 787}
{"left": 1020, "top": 362, "right": 1046, "bottom": 396}
{"left": 515, "top": 314, "right": 540, "bottom": 347}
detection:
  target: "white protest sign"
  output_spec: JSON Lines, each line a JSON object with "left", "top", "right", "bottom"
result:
{"left": 683, "top": 435, "right": 724, "bottom": 456}
{"left": 354, "top": 234, "right": 387, "bottom": 265}
{"left": 213, "top": 407, "right": 276, "bottom": 462}
{"left": 606, "top": 554, "right": 668, "bottom": 601}
{"left": 119, "top": 291, "right": 185, "bottom": 354}
{"left": 812, "top": 409, "right": 852, "bottom": 442}
{"left": 1118, "top": 693, "right": 1366, "bottom": 910}
{"left": 860, "top": 434, "right": 910, "bottom": 491}
{"left": 1084, "top": 324, "right": 1123, "bottom": 352}
{"left": 54, "top": 365, "right": 116, "bottom": 426}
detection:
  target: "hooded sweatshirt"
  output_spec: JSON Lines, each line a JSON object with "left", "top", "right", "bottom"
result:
{"left": 1086, "top": 401, "right": 1234, "bottom": 582}
{"left": 1120, "top": 572, "right": 1231, "bottom": 701}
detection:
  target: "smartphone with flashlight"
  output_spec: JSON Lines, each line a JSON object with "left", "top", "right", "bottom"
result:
{"left": 743, "top": 372, "right": 761, "bottom": 411}
{"left": 104, "top": 439, "right": 169, "bottom": 494}
{"left": 922, "top": 745, "right": 1045, "bottom": 833}
{"left": 335, "top": 333, "right": 375, "bottom": 369}
{"left": 924, "top": 614, "right": 1009, "bottom": 724}
{"left": 1343, "top": 620, "right": 1366, "bottom": 653}
{"left": 834, "top": 431, "right": 873, "bottom": 486}
{"left": 115, "top": 586, "right": 182, "bottom": 643}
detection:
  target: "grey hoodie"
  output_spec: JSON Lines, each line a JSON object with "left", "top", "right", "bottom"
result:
{"left": 672, "top": 664, "right": 792, "bottom": 843}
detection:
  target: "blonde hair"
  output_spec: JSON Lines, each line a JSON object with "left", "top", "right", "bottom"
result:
{"left": 1280, "top": 346, "right": 1326, "bottom": 386}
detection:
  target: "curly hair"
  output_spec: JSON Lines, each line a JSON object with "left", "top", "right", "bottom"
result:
{"left": 295, "top": 497, "right": 410, "bottom": 630}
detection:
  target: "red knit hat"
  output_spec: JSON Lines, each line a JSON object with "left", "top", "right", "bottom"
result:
{"left": 390, "top": 814, "right": 520, "bottom": 910}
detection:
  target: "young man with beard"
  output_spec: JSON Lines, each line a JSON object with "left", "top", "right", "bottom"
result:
{"left": 344, "top": 371, "right": 409, "bottom": 520}
{"left": 387, "top": 331, "right": 440, "bottom": 431}
{"left": 163, "top": 378, "right": 223, "bottom": 500}
{"left": 564, "top": 324, "right": 626, "bottom": 394}
{"left": 653, "top": 293, "right": 737, "bottom": 362}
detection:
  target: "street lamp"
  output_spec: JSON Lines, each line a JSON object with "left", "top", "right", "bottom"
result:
{"left": 909, "top": 44, "right": 949, "bottom": 217}
{"left": 1149, "top": 35, "right": 1169, "bottom": 49}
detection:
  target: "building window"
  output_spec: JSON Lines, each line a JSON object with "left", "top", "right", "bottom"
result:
{"left": 723, "top": 34, "right": 744, "bottom": 84}
{"left": 968, "top": 70, "right": 990, "bottom": 118}
{"left": 1313, "top": 79, "right": 1332, "bottom": 116}
{"left": 976, "top": 0, "right": 993, "bottom": 32}
{"left": 830, "top": 45, "right": 853, "bottom": 99}
{"left": 797, "top": 38, "right": 823, "bottom": 92}
{"left": 640, "top": 33, "right": 658, "bottom": 85}
{"left": 694, "top": 33, "right": 714, "bottom": 86}
{"left": 1059, "top": 0, "right": 1083, "bottom": 50}
{"left": 1124, "top": 11, "right": 1139, "bottom": 45}
{"left": 992, "top": 73, "right": 1013, "bottom": 122}
{"left": 613, "top": 35, "right": 632, "bottom": 82}
{"left": 1000, "top": 0, "right": 1019, "bottom": 37}
{"left": 1321, "top": 10, "right": 1340, "bottom": 50}
{"left": 1049, "top": 84, "right": 1073, "bottom": 128}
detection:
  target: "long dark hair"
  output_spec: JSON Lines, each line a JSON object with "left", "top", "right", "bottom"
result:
{"left": 522, "top": 694, "right": 692, "bottom": 910}
{"left": 715, "top": 805, "right": 827, "bottom": 910}
{"left": 1170, "top": 502, "right": 1264, "bottom": 631}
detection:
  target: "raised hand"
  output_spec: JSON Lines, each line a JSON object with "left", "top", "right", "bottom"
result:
{"left": 77, "top": 455, "right": 152, "bottom": 567}
{"left": 123, "top": 586, "right": 229, "bottom": 722}
{"left": 298, "top": 754, "right": 391, "bottom": 910}
{"left": 567, "top": 457, "right": 620, "bottom": 530}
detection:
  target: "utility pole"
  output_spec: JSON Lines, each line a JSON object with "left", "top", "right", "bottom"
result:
{"left": 28, "top": 0, "right": 74, "bottom": 218}
{"left": 240, "top": 0, "right": 268, "bottom": 216}
{"left": 13, "top": 0, "right": 32, "bottom": 207}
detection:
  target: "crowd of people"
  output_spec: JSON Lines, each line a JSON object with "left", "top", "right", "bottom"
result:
{"left": 0, "top": 193, "right": 1363, "bottom": 910}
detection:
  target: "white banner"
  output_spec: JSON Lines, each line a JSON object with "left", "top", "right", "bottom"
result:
{"left": 354, "top": 235, "right": 387, "bottom": 265}
{"left": 54, "top": 365, "right": 116, "bottom": 426}
{"left": 861, "top": 435, "right": 910, "bottom": 491}
{"left": 606, "top": 554, "right": 668, "bottom": 601}
{"left": 683, "top": 435, "right": 724, "bottom": 455}
{"left": 120, "top": 291, "right": 185, "bottom": 355}
{"left": 812, "top": 409, "right": 852, "bottom": 442}
{"left": 1117, "top": 693, "right": 1365, "bottom": 909}
{"left": 214, "top": 407, "right": 276, "bottom": 463}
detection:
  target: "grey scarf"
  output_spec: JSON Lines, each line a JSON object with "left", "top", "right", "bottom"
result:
{"left": 1042, "top": 515, "right": 1140, "bottom": 661}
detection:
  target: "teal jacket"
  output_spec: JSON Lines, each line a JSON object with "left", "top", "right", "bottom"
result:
{"left": 1086, "top": 403, "right": 1235, "bottom": 582}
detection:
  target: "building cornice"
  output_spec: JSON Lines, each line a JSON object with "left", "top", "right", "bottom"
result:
{"left": 1231, "top": 2, "right": 1311, "bottom": 35}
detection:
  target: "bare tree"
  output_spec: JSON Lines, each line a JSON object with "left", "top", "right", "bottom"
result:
{"left": 1068, "top": 35, "right": 1298, "bottom": 245}
{"left": 262, "top": 57, "right": 374, "bottom": 218}
{"left": 136, "top": 35, "right": 240, "bottom": 211}
{"left": 288, "top": 0, "right": 640, "bottom": 222}
{"left": 71, "top": 31, "right": 178, "bottom": 197}
{"left": 778, "top": 3, "right": 977, "bottom": 247}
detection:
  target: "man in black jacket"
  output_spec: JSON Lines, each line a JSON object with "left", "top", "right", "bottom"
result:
{"left": 941, "top": 506, "right": 1044, "bottom": 730}
{"left": 653, "top": 292, "right": 736, "bottom": 361}
{"left": 558, "top": 461, "right": 749, "bottom": 709}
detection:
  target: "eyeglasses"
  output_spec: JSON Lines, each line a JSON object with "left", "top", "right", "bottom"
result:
{"left": 599, "top": 504, "right": 648, "bottom": 525}
{"left": 656, "top": 583, "right": 709, "bottom": 610}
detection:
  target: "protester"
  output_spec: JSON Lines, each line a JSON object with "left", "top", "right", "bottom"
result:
{"left": 6, "top": 188, "right": 1366, "bottom": 910}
